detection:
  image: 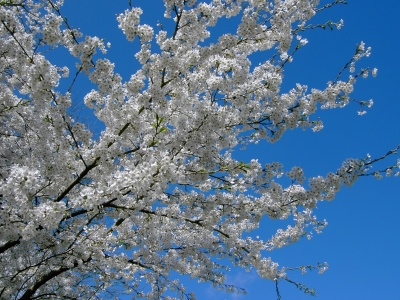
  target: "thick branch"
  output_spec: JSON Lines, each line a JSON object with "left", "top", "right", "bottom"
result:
{"left": 0, "top": 237, "right": 21, "bottom": 254}
{"left": 54, "top": 157, "right": 99, "bottom": 202}
{"left": 18, "top": 260, "right": 84, "bottom": 300}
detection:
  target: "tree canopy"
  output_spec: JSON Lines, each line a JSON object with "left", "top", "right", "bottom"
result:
{"left": 0, "top": 0, "right": 398, "bottom": 299}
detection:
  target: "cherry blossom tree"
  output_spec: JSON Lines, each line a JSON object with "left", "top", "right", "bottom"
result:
{"left": 0, "top": 0, "right": 398, "bottom": 299}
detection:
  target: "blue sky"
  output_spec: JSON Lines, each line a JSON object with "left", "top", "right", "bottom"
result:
{"left": 56, "top": 1, "right": 400, "bottom": 299}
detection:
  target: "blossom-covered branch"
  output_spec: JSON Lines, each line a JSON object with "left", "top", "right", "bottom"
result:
{"left": 0, "top": 0, "right": 398, "bottom": 299}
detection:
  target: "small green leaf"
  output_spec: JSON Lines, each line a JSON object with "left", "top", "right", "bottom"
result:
{"left": 148, "top": 140, "right": 158, "bottom": 147}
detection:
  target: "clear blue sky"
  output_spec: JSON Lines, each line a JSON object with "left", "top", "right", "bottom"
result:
{"left": 55, "top": 1, "right": 400, "bottom": 299}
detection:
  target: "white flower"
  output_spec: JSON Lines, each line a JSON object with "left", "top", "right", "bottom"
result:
{"left": 357, "top": 110, "right": 366, "bottom": 116}
{"left": 337, "top": 19, "right": 344, "bottom": 30}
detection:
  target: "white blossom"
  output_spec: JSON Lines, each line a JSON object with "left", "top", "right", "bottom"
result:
{"left": 0, "top": 1, "right": 397, "bottom": 299}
